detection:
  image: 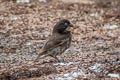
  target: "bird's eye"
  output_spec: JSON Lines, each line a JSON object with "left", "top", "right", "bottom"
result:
{"left": 64, "top": 22, "right": 68, "bottom": 26}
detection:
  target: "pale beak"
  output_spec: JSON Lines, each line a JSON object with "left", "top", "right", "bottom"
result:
{"left": 66, "top": 23, "right": 75, "bottom": 32}
{"left": 66, "top": 27, "right": 75, "bottom": 32}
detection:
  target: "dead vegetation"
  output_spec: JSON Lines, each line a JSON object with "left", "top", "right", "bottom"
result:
{"left": 0, "top": 0, "right": 120, "bottom": 80}
{"left": 0, "top": 62, "right": 56, "bottom": 80}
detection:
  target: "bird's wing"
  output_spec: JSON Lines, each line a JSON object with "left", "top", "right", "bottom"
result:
{"left": 42, "top": 36, "right": 69, "bottom": 52}
{"left": 34, "top": 35, "right": 70, "bottom": 61}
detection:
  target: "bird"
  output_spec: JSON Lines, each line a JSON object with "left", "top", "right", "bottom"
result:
{"left": 34, "top": 19, "right": 75, "bottom": 62}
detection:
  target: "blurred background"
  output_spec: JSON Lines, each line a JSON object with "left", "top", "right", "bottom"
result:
{"left": 0, "top": 0, "right": 120, "bottom": 80}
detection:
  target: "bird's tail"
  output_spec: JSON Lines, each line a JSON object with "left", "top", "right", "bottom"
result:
{"left": 34, "top": 50, "right": 48, "bottom": 62}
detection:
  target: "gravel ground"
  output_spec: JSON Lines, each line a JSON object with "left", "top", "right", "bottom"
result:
{"left": 0, "top": 0, "right": 120, "bottom": 80}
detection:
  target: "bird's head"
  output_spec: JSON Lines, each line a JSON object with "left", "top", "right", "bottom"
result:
{"left": 53, "top": 19, "right": 75, "bottom": 34}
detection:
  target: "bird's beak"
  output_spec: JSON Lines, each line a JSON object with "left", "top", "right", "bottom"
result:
{"left": 67, "top": 27, "right": 75, "bottom": 32}
{"left": 66, "top": 24, "right": 75, "bottom": 32}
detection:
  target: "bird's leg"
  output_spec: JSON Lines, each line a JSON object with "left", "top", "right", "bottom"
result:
{"left": 54, "top": 56, "right": 61, "bottom": 62}
{"left": 50, "top": 55, "right": 60, "bottom": 62}
{"left": 52, "top": 55, "right": 66, "bottom": 63}
{"left": 59, "top": 57, "right": 66, "bottom": 63}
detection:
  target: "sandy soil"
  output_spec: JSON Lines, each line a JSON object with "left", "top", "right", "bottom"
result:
{"left": 0, "top": 0, "right": 120, "bottom": 80}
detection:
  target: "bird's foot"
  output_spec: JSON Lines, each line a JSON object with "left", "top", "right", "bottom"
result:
{"left": 55, "top": 58, "right": 66, "bottom": 63}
